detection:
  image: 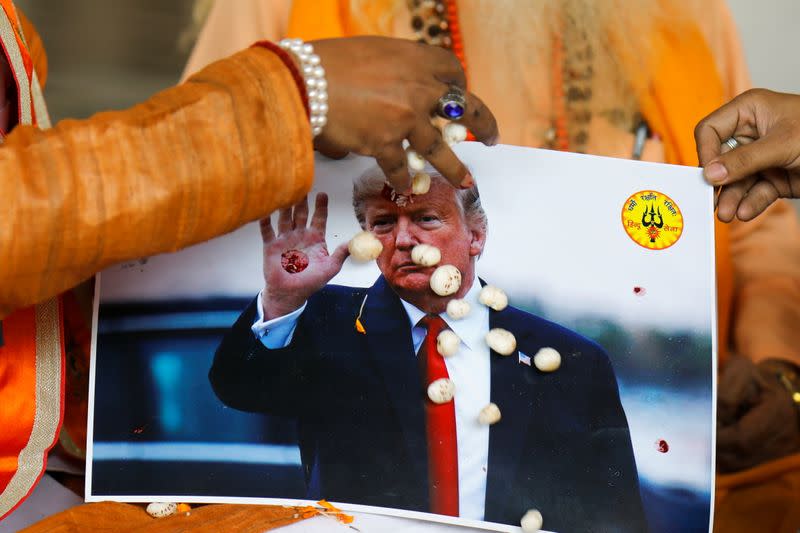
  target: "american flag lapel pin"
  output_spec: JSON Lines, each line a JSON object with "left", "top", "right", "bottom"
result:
{"left": 518, "top": 351, "right": 531, "bottom": 366}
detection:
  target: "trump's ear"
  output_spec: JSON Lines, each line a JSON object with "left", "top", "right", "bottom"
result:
{"left": 469, "top": 225, "right": 486, "bottom": 257}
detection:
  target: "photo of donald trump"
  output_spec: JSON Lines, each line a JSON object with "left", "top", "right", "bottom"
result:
{"left": 210, "top": 167, "right": 647, "bottom": 531}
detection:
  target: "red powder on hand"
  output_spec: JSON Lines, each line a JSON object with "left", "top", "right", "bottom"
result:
{"left": 633, "top": 286, "right": 646, "bottom": 296}
{"left": 655, "top": 439, "right": 669, "bottom": 453}
{"left": 281, "top": 249, "right": 309, "bottom": 273}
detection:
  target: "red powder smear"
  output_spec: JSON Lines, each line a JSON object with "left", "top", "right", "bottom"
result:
{"left": 633, "top": 286, "right": 646, "bottom": 296}
{"left": 281, "top": 249, "right": 309, "bottom": 273}
{"left": 655, "top": 439, "right": 669, "bottom": 453}
{"left": 133, "top": 427, "right": 144, "bottom": 435}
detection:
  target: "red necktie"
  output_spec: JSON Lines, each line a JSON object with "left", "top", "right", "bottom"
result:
{"left": 418, "top": 314, "right": 459, "bottom": 516}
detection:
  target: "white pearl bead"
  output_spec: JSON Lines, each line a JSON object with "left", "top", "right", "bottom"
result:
{"left": 411, "top": 172, "right": 432, "bottom": 195}
{"left": 318, "top": 102, "right": 329, "bottom": 115}
{"left": 306, "top": 78, "right": 318, "bottom": 89}
{"left": 446, "top": 299, "right": 471, "bottom": 320}
{"left": 298, "top": 52, "right": 310, "bottom": 63}
{"left": 313, "top": 66, "right": 325, "bottom": 78}
{"left": 479, "top": 285, "right": 508, "bottom": 311}
{"left": 533, "top": 347, "right": 561, "bottom": 372}
{"left": 411, "top": 243, "right": 440, "bottom": 266}
{"left": 311, "top": 116, "right": 322, "bottom": 127}
{"left": 429, "top": 265, "right": 461, "bottom": 296}
{"left": 348, "top": 231, "right": 383, "bottom": 261}
{"left": 308, "top": 54, "right": 321, "bottom": 66}
{"left": 317, "top": 79, "right": 328, "bottom": 90}
{"left": 303, "top": 64, "right": 315, "bottom": 77}
{"left": 315, "top": 91, "right": 328, "bottom": 102}
{"left": 406, "top": 149, "right": 426, "bottom": 171}
{"left": 146, "top": 502, "right": 178, "bottom": 518}
{"left": 312, "top": 126, "right": 322, "bottom": 136}
{"left": 310, "top": 102, "right": 321, "bottom": 114}
{"left": 301, "top": 43, "right": 314, "bottom": 55}
{"left": 520, "top": 509, "right": 543, "bottom": 532}
{"left": 307, "top": 89, "right": 319, "bottom": 101}
{"left": 290, "top": 43, "right": 303, "bottom": 54}
{"left": 279, "top": 40, "right": 291, "bottom": 49}
{"left": 427, "top": 378, "right": 455, "bottom": 404}
{"left": 436, "top": 330, "right": 460, "bottom": 357}
{"left": 443, "top": 122, "right": 468, "bottom": 145}
{"left": 485, "top": 328, "right": 517, "bottom": 356}
{"left": 317, "top": 116, "right": 327, "bottom": 127}
{"left": 478, "top": 403, "right": 502, "bottom": 425}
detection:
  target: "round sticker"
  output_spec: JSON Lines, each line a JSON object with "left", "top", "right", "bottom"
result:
{"left": 621, "top": 190, "right": 683, "bottom": 250}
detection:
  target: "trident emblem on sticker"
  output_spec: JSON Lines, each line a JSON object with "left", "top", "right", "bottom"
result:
{"left": 621, "top": 190, "right": 683, "bottom": 250}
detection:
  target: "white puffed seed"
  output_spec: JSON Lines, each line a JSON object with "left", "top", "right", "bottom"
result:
{"left": 429, "top": 265, "right": 462, "bottom": 296}
{"left": 411, "top": 244, "right": 441, "bottom": 267}
{"left": 520, "top": 509, "right": 543, "bottom": 533}
{"left": 348, "top": 231, "right": 383, "bottom": 261}
{"left": 478, "top": 402, "right": 502, "bottom": 425}
{"left": 436, "top": 329, "right": 460, "bottom": 357}
{"left": 443, "top": 122, "right": 468, "bottom": 145}
{"left": 478, "top": 285, "right": 508, "bottom": 311}
{"left": 486, "top": 328, "right": 517, "bottom": 356}
{"left": 146, "top": 502, "right": 178, "bottom": 518}
{"left": 411, "top": 172, "right": 432, "bottom": 195}
{"left": 427, "top": 377, "right": 455, "bottom": 404}
{"left": 446, "top": 298, "right": 471, "bottom": 320}
{"left": 533, "top": 347, "right": 561, "bottom": 372}
{"left": 407, "top": 149, "right": 426, "bottom": 171}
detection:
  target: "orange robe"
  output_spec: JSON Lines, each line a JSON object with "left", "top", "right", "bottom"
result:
{"left": 0, "top": 3, "right": 313, "bottom": 520}
{"left": 183, "top": 1, "right": 800, "bottom": 531}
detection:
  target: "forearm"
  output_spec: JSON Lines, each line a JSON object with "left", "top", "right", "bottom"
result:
{"left": 0, "top": 46, "right": 313, "bottom": 318}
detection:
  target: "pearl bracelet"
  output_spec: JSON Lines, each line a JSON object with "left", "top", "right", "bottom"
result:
{"left": 279, "top": 38, "right": 328, "bottom": 137}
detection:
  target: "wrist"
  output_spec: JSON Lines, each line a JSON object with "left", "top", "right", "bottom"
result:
{"left": 760, "top": 358, "right": 800, "bottom": 423}
{"left": 251, "top": 40, "right": 310, "bottom": 119}
{"left": 262, "top": 290, "right": 306, "bottom": 321}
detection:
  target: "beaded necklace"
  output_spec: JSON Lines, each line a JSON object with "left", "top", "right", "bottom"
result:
{"left": 407, "top": 0, "right": 600, "bottom": 153}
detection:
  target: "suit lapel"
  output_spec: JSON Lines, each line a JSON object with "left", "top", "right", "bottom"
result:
{"left": 360, "top": 277, "right": 428, "bottom": 487}
{"left": 485, "top": 308, "right": 537, "bottom": 520}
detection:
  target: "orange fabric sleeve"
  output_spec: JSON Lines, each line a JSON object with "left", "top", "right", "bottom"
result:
{"left": 15, "top": 8, "right": 46, "bottom": 89}
{"left": 0, "top": 45, "right": 313, "bottom": 318}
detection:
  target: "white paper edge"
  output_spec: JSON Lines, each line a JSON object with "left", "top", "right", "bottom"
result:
{"left": 707, "top": 186, "right": 718, "bottom": 533}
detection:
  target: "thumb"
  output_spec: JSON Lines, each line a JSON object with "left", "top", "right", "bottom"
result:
{"left": 704, "top": 129, "right": 794, "bottom": 186}
{"left": 329, "top": 242, "right": 350, "bottom": 267}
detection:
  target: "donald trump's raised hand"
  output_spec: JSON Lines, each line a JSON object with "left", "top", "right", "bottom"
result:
{"left": 260, "top": 193, "right": 349, "bottom": 319}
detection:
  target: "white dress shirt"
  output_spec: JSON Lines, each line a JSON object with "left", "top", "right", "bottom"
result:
{"left": 251, "top": 279, "right": 491, "bottom": 520}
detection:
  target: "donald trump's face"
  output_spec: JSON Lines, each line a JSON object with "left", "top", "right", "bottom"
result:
{"left": 362, "top": 177, "right": 486, "bottom": 312}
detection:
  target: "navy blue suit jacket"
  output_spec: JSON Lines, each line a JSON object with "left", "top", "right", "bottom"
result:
{"left": 211, "top": 277, "right": 648, "bottom": 531}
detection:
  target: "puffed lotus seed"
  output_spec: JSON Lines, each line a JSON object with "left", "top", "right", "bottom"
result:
{"left": 478, "top": 402, "right": 502, "bottom": 425}
{"left": 348, "top": 231, "right": 383, "bottom": 261}
{"left": 479, "top": 285, "right": 508, "bottom": 311}
{"left": 427, "top": 377, "right": 455, "bottom": 404}
{"left": 411, "top": 243, "right": 441, "bottom": 267}
{"left": 520, "top": 509, "right": 543, "bottom": 532}
{"left": 446, "top": 298, "right": 471, "bottom": 320}
{"left": 436, "top": 329, "right": 460, "bottom": 357}
{"left": 430, "top": 265, "right": 462, "bottom": 296}
{"left": 411, "top": 172, "right": 431, "bottom": 195}
{"left": 407, "top": 149, "right": 426, "bottom": 171}
{"left": 443, "top": 122, "right": 468, "bottom": 145}
{"left": 146, "top": 502, "right": 178, "bottom": 518}
{"left": 534, "top": 347, "right": 561, "bottom": 372}
{"left": 486, "top": 328, "right": 517, "bottom": 356}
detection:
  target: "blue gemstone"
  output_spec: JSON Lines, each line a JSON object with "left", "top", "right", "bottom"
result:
{"left": 443, "top": 102, "right": 464, "bottom": 119}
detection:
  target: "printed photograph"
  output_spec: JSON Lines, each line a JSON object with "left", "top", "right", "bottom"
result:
{"left": 88, "top": 143, "right": 716, "bottom": 532}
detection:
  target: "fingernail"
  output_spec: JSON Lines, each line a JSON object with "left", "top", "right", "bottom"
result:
{"left": 487, "top": 134, "right": 500, "bottom": 146}
{"left": 460, "top": 173, "right": 475, "bottom": 189}
{"left": 704, "top": 162, "right": 728, "bottom": 184}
